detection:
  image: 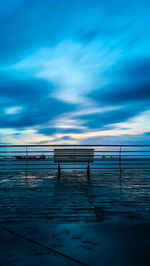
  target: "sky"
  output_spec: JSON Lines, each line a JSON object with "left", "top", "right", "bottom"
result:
{"left": 0, "top": 0, "right": 150, "bottom": 145}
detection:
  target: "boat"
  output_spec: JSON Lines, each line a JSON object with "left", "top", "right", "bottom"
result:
{"left": 15, "top": 155, "right": 46, "bottom": 160}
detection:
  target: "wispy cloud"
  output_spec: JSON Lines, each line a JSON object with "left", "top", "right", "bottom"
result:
{"left": 7, "top": 40, "right": 121, "bottom": 105}
{"left": 5, "top": 106, "right": 23, "bottom": 115}
{"left": 0, "top": 0, "right": 150, "bottom": 144}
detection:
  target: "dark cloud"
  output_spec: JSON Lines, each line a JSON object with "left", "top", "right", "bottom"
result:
{"left": 91, "top": 58, "right": 150, "bottom": 106}
{"left": 0, "top": 75, "right": 51, "bottom": 104}
{"left": 38, "top": 127, "right": 83, "bottom": 136}
{"left": 87, "top": 58, "right": 150, "bottom": 131}
{"left": 91, "top": 83, "right": 150, "bottom": 104}
{"left": 83, "top": 104, "right": 142, "bottom": 129}
{"left": 122, "top": 58, "right": 150, "bottom": 82}
{"left": 59, "top": 136, "right": 73, "bottom": 141}
{"left": 38, "top": 128, "right": 57, "bottom": 136}
{"left": 0, "top": 76, "right": 75, "bottom": 128}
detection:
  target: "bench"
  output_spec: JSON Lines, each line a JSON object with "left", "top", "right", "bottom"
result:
{"left": 54, "top": 149, "right": 94, "bottom": 176}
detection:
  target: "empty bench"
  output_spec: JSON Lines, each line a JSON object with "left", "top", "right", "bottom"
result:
{"left": 54, "top": 149, "right": 94, "bottom": 176}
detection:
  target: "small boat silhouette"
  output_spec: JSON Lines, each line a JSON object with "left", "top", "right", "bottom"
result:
{"left": 15, "top": 155, "right": 46, "bottom": 160}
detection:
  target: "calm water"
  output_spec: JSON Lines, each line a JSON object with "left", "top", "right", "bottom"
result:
{"left": 0, "top": 157, "right": 150, "bottom": 171}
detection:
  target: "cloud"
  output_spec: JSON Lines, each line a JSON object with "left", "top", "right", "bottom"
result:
{"left": 90, "top": 58, "right": 150, "bottom": 109}
{"left": 5, "top": 106, "right": 23, "bottom": 115}
{"left": 0, "top": 75, "right": 75, "bottom": 128}
{"left": 82, "top": 104, "right": 142, "bottom": 129}
{"left": 51, "top": 110, "right": 150, "bottom": 142}
{"left": 6, "top": 39, "right": 121, "bottom": 105}
{"left": 0, "top": 0, "right": 150, "bottom": 144}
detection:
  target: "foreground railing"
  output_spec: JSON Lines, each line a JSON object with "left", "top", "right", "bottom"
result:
{"left": 0, "top": 145, "right": 150, "bottom": 175}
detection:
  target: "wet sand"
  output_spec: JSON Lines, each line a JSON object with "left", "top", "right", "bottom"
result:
{"left": 0, "top": 170, "right": 150, "bottom": 265}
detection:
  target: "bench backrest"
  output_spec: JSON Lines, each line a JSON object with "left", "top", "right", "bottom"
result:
{"left": 54, "top": 149, "right": 94, "bottom": 163}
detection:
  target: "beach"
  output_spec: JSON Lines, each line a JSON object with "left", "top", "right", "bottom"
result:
{"left": 0, "top": 170, "right": 150, "bottom": 265}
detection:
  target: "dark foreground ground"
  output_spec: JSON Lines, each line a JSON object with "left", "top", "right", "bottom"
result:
{"left": 0, "top": 170, "right": 150, "bottom": 266}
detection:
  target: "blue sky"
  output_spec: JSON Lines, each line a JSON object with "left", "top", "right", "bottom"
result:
{"left": 0, "top": 0, "right": 150, "bottom": 144}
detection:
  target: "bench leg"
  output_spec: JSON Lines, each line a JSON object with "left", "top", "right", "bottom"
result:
{"left": 58, "top": 163, "right": 61, "bottom": 177}
{"left": 87, "top": 162, "right": 90, "bottom": 178}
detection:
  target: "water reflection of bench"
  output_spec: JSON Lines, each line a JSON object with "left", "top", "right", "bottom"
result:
{"left": 54, "top": 149, "right": 94, "bottom": 177}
